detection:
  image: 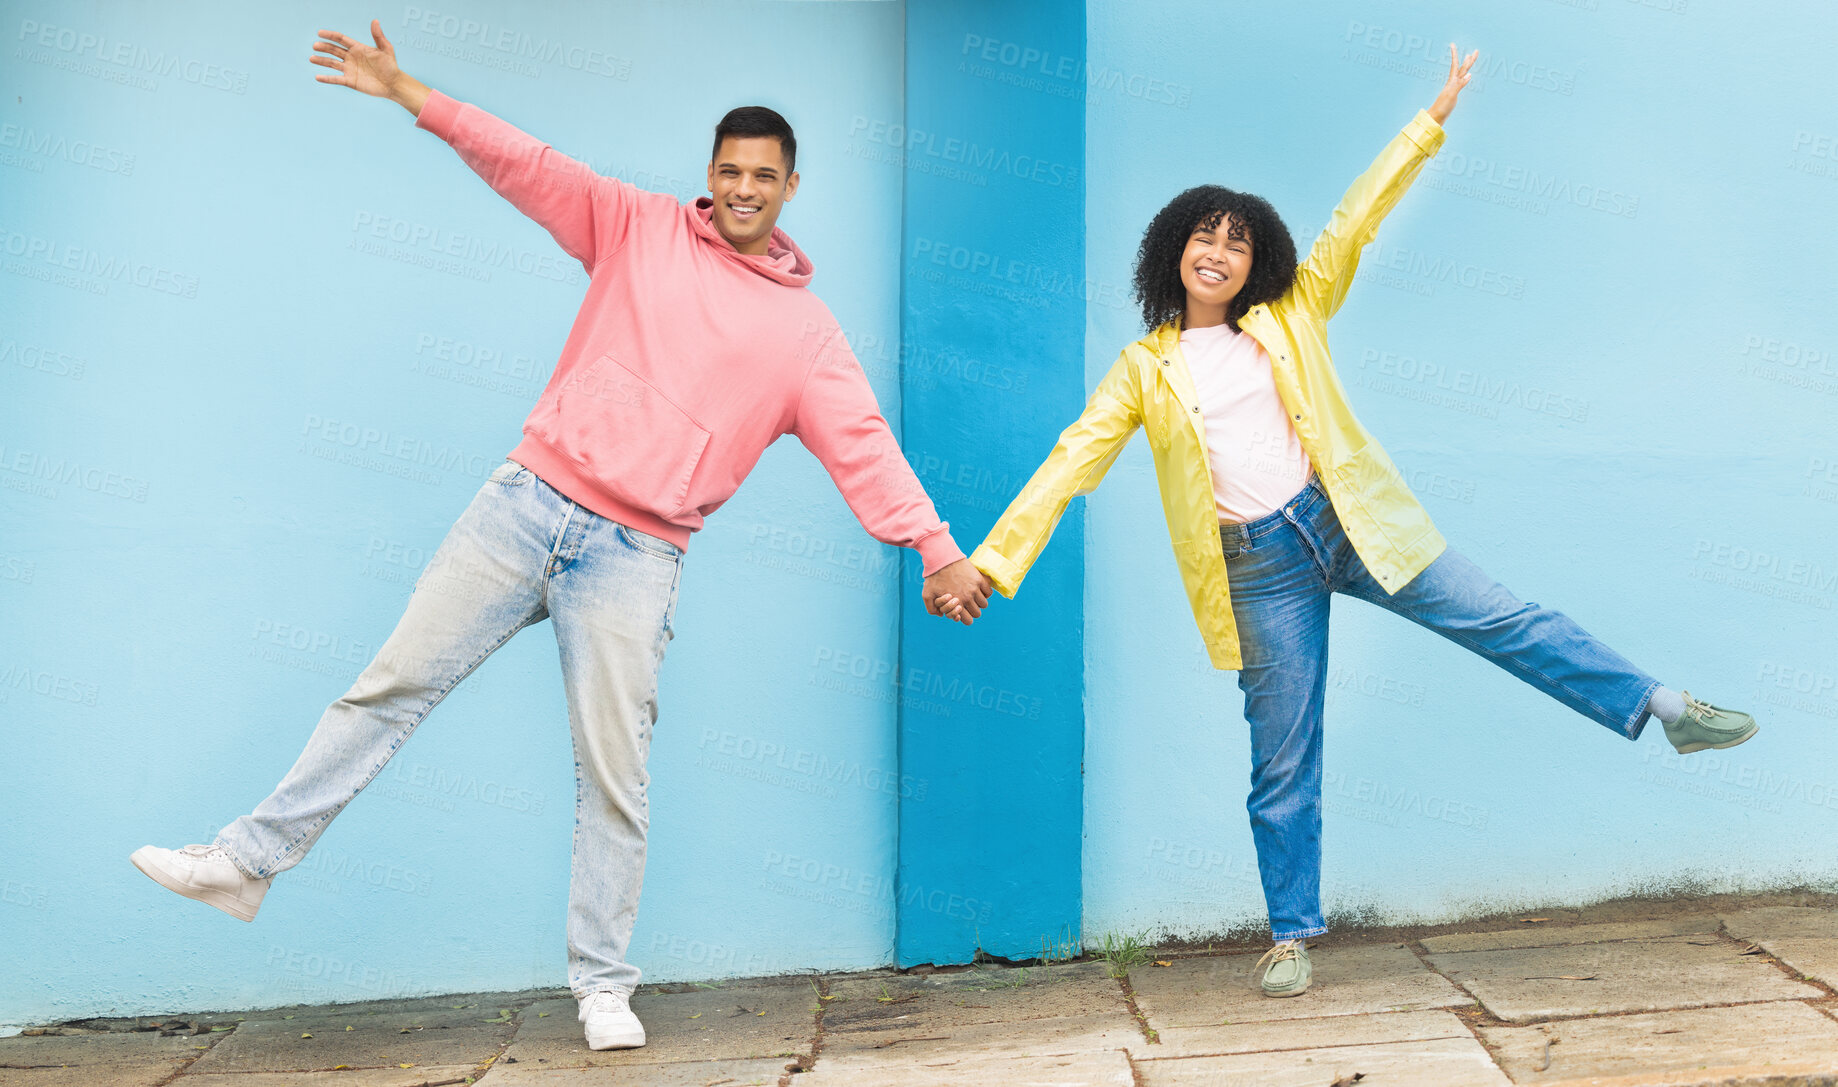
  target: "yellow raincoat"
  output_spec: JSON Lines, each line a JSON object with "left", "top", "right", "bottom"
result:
{"left": 970, "top": 110, "right": 1451, "bottom": 670}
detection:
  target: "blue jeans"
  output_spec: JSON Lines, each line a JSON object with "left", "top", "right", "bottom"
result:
{"left": 1221, "top": 474, "right": 1660, "bottom": 941}
{"left": 217, "top": 459, "right": 684, "bottom": 996}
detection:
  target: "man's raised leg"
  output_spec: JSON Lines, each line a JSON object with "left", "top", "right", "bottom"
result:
{"left": 132, "top": 462, "right": 558, "bottom": 918}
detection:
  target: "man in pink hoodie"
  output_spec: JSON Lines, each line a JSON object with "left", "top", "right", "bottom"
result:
{"left": 130, "top": 20, "right": 993, "bottom": 1051}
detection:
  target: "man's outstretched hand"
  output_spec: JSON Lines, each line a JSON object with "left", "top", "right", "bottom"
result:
{"left": 923, "top": 559, "right": 993, "bottom": 627}
{"left": 311, "top": 19, "right": 430, "bottom": 115}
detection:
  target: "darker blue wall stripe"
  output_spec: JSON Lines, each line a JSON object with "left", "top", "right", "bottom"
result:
{"left": 896, "top": 0, "right": 1087, "bottom": 967}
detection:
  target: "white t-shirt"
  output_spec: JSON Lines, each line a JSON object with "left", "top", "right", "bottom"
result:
{"left": 1178, "top": 321, "right": 1313, "bottom": 523}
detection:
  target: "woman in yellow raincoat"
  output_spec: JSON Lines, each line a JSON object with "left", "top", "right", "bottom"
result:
{"left": 944, "top": 44, "right": 1757, "bottom": 998}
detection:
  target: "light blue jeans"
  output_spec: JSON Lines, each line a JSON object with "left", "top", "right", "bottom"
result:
{"left": 217, "top": 459, "right": 683, "bottom": 996}
{"left": 1221, "top": 474, "right": 1661, "bottom": 941}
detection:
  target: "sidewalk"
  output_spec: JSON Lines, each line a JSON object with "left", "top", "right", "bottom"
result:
{"left": 9, "top": 895, "right": 1838, "bottom": 1086}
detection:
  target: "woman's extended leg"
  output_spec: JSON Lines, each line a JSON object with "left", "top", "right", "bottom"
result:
{"left": 1335, "top": 541, "right": 1660, "bottom": 739}
{"left": 1304, "top": 469, "right": 1741, "bottom": 746}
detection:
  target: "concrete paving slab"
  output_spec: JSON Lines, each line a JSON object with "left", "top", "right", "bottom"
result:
{"left": 1722, "top": 907, "right": 1838, "bottom": 986}
{"left": 1420, "top": 916, "right": 1721, "bottom": 953}
{"left": 1143, "top": 1008, "right": 1471, "bottom": 1058}
{"left": 207, "top": 990, "right": 564, "bottom": 1027}
{"left": 1135, "top": 1035, "right": 1510, "bottom": 1086}
{"left": 1425, "top": 934, "right": 1821, "bottom": 1023}
{"left": 0, "top": 1030, "right": 215, "bottom": 1066}
{"left": 175, "top": 1068, "right": 479, "bottom": 1086}
{"left": 0, "top": 1030, "right": 211, "bottom": 1086}
{"left": 497, "top": 988, "right": 812, "bottom": 1070}
{"left": 1479, "top": 1001, "right": 1838, "bottom": 1084}
{"left": 0, "top": 1068, "right": 189, "bottom": 1087}
{"left": 1740, "top": 939, "right": 1838, "bottom": 989}
{"left": 475, "top": 1057, "right": 788, "bottom": 1084}
{"left": 823, "top": 1010, "right": 1137, "bottom": 1063}
{"left": 798, "top": 1049, "right": 1134, "bottom": 1086}
{"left": 1723, "top": 907, "right": 1838, "bottom": 942}
{"left": 1129, "top": 944, "right": 1468, "bottom": 1028}
{"left": 183, "top": 1002, "right": 515, "bottom": 1074}
{"left": 823, "top": 962, "right": 1129, "bottom": 1033}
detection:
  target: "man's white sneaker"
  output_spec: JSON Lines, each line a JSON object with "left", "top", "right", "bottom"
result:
{"left": 579, "top": 990, "right": 646, "bottom": 1050}
{"left": 130, "top": 844, "right": 271, "bottom": 922}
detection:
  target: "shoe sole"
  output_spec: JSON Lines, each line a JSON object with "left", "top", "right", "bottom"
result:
{"left": 1262, "top": 983, "right": 1310, "bottom": 998}
{"left": 584, "top": 1031, "right": 646, "bottom": 1050}
{"left": 1672, "top": 723, "right": 1759, "bottom": 755}
{"left": 130, "top": 849, "right": 260, "bottom": 922}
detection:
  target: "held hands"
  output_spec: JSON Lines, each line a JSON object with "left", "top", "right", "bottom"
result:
{"left": 922, "top": 558, "right": 993, "bottom": 627}
{"left": 311, "top": 19, "right": 430, "bottom": 114}
{"left": 1429, "top": 43, "right": 1479, "bottom": 126}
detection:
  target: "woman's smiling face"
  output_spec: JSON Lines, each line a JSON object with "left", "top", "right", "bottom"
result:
{"left": 1179, "top": 213, "right": 1255, "bottom": 325}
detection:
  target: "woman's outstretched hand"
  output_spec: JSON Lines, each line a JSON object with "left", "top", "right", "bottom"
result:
{"left": 1429, "top": 43, "right": 1479, "bottom": 125}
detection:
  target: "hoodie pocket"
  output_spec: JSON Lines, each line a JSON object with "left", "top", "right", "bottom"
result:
{"left": 543, "top": 353, "right": 711, "bottom": 518}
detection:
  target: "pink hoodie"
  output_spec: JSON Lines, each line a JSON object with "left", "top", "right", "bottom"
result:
{"left": 414, "top": 90, "right": 964, "bottom": 574}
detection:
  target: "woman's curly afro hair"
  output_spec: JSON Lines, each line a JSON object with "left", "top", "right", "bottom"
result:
{"left": 1131, "top": 185, "right": 1298, "bottom": 333}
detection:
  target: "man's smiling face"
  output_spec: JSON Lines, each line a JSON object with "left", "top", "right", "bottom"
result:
{"left": 706, "top": 136, "right": 798, "bottom": 256}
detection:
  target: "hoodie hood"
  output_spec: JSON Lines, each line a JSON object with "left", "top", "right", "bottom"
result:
{"left": 690, "top": 198, "right": 814, "bottom": 287}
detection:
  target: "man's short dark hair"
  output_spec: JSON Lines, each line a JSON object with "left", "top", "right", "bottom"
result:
{"left": 712, "top": 106, "right": 796, "bottom": 173}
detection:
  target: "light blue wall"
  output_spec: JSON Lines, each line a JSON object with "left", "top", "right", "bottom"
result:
{"left": 1, "top": 0, "right": 906, "bottom": 1027}
{"left": 1082, "top": 1, "right": 1838, "bottom": 942}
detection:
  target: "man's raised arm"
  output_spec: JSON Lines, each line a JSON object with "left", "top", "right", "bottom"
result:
{"left": 790, "top": 327, "right": 991, "bottom": 624}
{"left": 311, "top": 19, "right": 634, "bottom": 271}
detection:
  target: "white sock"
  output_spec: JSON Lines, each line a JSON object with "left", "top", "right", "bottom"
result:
{"left": 1648, "top": 686, "right": 1686, "bottom": 725}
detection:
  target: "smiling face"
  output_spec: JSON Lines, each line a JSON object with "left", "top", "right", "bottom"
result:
{"left": 706, "top": 136, "right": 798, "bottom": 256}
{"left": 1179, "top": 213, "right": 1255, "bottom": 328}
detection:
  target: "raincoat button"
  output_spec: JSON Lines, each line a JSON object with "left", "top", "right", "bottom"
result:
{"left": 1192, "top": 406, "right": 1200, "bottom": 412}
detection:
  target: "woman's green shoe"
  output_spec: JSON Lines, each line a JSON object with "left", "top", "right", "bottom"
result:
{"left": 1663, "top": 692, "right": 1758, "bottom": 754}
{"left": 1256, "top": 940, "right": 1312, "bottom": 997}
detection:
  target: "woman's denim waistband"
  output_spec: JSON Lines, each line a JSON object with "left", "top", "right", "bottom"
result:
{"left": 1218, "top": 473, "right": 1327, "bottom": 551}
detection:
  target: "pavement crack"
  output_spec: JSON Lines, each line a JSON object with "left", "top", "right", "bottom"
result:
{"left": 1714, "top": 924, "right": 1838, "bottom": 1000}
{"left": 1401, "top": 937, "right": 1516, "bottom": 1079}
{"left": 778, "top": 975, "right": 829, "bottom": 1085}
{"left": 1114, "top": 972, "right": 1159, "bottom": 1045}
{"left": 868, "top": 1034, "right": 951, "bottom": 1048}
{"left": 146, "top": 1020, "right": 236, "bottom": 1087}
